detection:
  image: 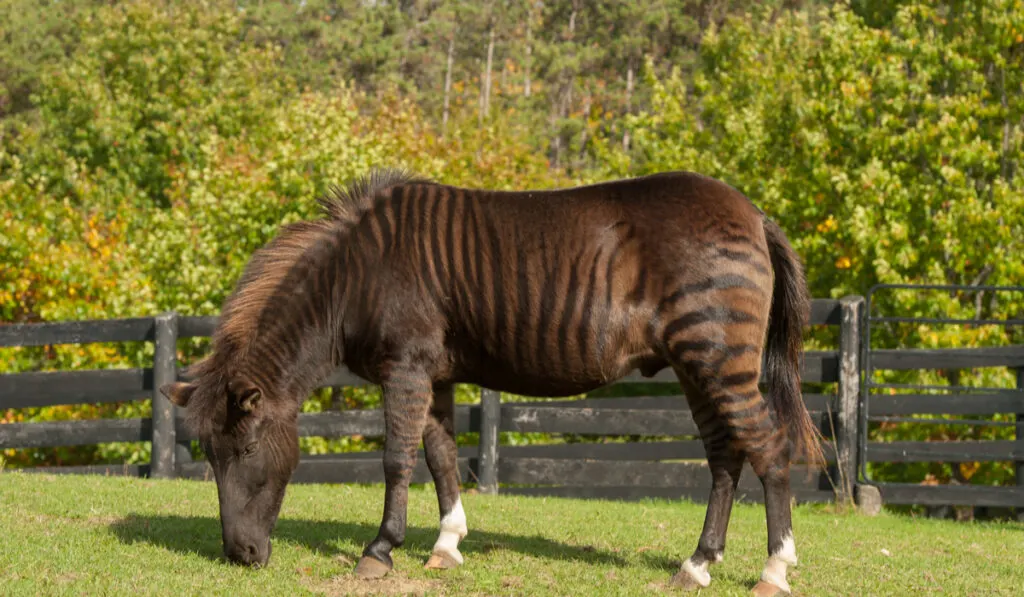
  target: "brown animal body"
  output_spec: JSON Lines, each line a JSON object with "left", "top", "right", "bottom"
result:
{"left": 162, "top": 169, "right": 822, "bottom": 596}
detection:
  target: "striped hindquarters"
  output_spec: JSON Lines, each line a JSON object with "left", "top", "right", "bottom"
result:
{"left": 657, "top": 232, "right": 781, "bottom": 457}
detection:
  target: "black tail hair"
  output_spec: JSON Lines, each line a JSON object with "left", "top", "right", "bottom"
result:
{"left": 763, "top": 218, "right": 825, "bottom": 467}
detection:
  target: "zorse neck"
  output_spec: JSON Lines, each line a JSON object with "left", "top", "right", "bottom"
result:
{"left": 223, "top": 226, "right": 352, "bottom": 408}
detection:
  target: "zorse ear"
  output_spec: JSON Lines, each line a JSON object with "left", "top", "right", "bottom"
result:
{"left": 160, "top": 382, "right": 196, "bottom": 408}
{"left": 237, "top": 388, "right": 262, "bottom": 413}
{"left": 227, "top": 379, "right": 262, "bottom": 413}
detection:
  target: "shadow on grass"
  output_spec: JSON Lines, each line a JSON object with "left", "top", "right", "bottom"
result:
{"left": 108, "top": 514, "right": 679, "bottom": 572}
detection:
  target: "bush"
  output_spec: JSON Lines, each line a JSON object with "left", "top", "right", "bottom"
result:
{"left": 594, "top": 1, "right": 1024, "bottom": 485}
{"left": 0, "top": 0, "right": 571, "bottom": 467}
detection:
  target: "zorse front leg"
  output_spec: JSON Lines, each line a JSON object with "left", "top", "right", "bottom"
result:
{"left": 422, "top": 385, "right": 468, "bottom": 569}
{"left": 355, "top": 369, "right": 433, "bottom": 579}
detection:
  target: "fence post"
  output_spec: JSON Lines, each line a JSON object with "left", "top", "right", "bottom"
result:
{"left": 174, "top": 431, "right": 193, "bottom": 466}
{"left": 1017, "top": 367, "right": 1024, "bottom": 522}
{"left": 151, "top": 312, "right": 178, "bottom": 479}
{"left": 836, "top": 295, "right": 864, "bottom": 505}
{"left": 174, "top": 326, "right": 193, "bottom": 467}
{"left": 477, "top": 387, "right": 501, "bottom": 494}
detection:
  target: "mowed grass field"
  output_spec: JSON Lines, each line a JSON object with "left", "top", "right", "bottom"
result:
{"left": 0, "top": 472, "right": 1021, "bottom": 596}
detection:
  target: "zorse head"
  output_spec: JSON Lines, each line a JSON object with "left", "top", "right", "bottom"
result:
{"left": 161, "top": 377, "right": 300, "bottom": 568}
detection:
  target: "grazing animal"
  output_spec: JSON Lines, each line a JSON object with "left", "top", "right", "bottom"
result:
{"left": 161, "top": 168, "right": 823, "bottom": 596}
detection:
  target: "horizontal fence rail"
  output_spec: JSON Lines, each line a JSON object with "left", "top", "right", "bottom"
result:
{"left": 0, "top": 318, "right": 157, "bottom": 347}
{"left": 0, "top": 369, "right": 154, "bottom": 409}
{"left": 861, "top": 284, "right": 1024, "bottom": 513}
{"left": 0, "top": 418, "right": 153, "bottom": 449}
{"left": 3, "top": 291, "right": 1023, "bottom": 513}
{"left": 868, "top": 346, "right": 1024, "bottom": 371}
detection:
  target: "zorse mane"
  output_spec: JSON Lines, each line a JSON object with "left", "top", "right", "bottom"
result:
{"left": 317, "top": 167, "right": 431, "bottom": 225}
{"left": 186, "top": 167, "right": 428, "bottom": 394}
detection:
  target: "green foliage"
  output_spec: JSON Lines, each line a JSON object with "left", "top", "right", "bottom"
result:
{"left": 2, "top": 0, "right": 1022, "bottom": 487}
{"left": 0, "top": 0, "right": 568, "bottom": 467}
{"left": 0, "top": 0, "right": 99, "bottom": 120}
{"left": 599, "top": 2, "right": 1024, "bottom": 303}
{"left": 594, "top": 0, "right": 1024, "bottom": 485}
{"left": 26, "top": 0, "right": 292, "bottom": 208}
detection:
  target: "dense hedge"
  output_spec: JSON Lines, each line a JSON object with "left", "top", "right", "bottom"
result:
{"left": 592, "top": 3, "right": 1024, "bottom": 487}
{"left": 0, "top": 0, "right": 567, "bottom": 467}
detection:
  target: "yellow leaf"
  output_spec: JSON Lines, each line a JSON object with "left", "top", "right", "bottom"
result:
{"left": 959, "top": 462, "right": 980, "bottom": 481}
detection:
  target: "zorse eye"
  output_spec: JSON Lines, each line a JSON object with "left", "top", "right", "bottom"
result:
{"left": 241, "top": 441, "right": 258, "bottom": 458}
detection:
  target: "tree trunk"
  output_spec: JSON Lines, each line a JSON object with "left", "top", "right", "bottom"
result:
{"left": 578, "top": 93, "right": 592, "bottom": 160}
{"left": 623, "top": 59, "right": 634, "bottom": 151}
{"left": 565, "top": 2, "right": 578, "bottom": 117}
{"left": 1001, "top": 65, "right": 1011, "bottom": 182}
{"left": 551, "top": 0, "right": 579, "bottom": 167}
{"left": 524, "top": 15, "right": 532, "bottom": 97}
{"left": 442, "top": 36, "right": 455, "bottom": 135}
{"left": 625, "top": 60, "right": 635, "bottom": 113}
{"left": 482, "top": 27, "right": 495, "bottom": 123}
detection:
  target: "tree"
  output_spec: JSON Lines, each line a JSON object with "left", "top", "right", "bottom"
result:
{"left": 599, "top": 2, "right": 1024, "bottom": 309}
{"left": 593, "top": 1, "right": 1024, "bottom": 485}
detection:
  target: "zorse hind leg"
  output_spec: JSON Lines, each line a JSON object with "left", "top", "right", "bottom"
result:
{"left": 748, "top": 433, "right": 798, "bottom": 596}
{"left": 695, "top": 373, "right": 798, "bottom": 595}
{"left": 422, "top": 385, "right": 468, "bottom": 570}
{"left": 669, "top": 385, "right": 744, "bottom": 590}
{"left": 355, "top": 367, "right": 433, "bottom": 579}
{"left": 687, "top": 376, "right": 798, "bottom": 595}
{"left": 659, "top": 286, "right": 797, "bottom": 594}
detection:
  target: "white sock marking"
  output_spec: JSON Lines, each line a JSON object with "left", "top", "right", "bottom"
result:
{"left": 681, "top": 557, "right": 711, "bottom": 587}
{"left": 760, "top": 532, "right": 797, "bottom": 592}
{"left": 432, "top": 497, "right": 467, "bottom": 563}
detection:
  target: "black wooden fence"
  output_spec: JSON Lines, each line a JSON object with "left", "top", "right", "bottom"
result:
{"left": 2, "top": 292, "right": 1022, "bottom": 512}
{"left": 857, "top": 284, "right": 1024, "bottom": 511}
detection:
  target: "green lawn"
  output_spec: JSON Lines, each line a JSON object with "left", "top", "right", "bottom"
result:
{"left": 0, "top": 472, "right": 1021, "bottom": 596}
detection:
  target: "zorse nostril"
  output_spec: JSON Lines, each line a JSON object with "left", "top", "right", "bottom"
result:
{"left": 224, "top": 538, "right": 269, "bottom": 567}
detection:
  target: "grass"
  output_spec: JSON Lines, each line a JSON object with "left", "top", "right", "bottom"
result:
{"left": 0, "top": 472, "right": 1022, "bottom": 596}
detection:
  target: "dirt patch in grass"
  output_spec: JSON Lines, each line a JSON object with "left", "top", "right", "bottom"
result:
{"left": 307, "top": 573, "right": 444, "bottom": 596}
{"left": 57, "top": 572, "right": 87, "bottom": 584}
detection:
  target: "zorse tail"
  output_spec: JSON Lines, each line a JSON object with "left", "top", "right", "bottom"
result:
{"left": 763, "top": 218, "right": 826, "bottom": 467}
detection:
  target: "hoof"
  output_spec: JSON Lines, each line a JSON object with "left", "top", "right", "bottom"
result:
{"left": 424, "top": 549, "right": 463, "bottom": 570}
{"left": 751, "top": 580, "right": 790, "bottom": 597}
{"left": 669, "top": 570, "right": 709, "bottom": 591}
{"left": 354, "top": 555, "right": 391, "bottom": 580}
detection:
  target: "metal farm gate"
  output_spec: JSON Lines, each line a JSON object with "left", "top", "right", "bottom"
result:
{"left": 859, "top": 283, "right": 1024, "bottom": 511}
